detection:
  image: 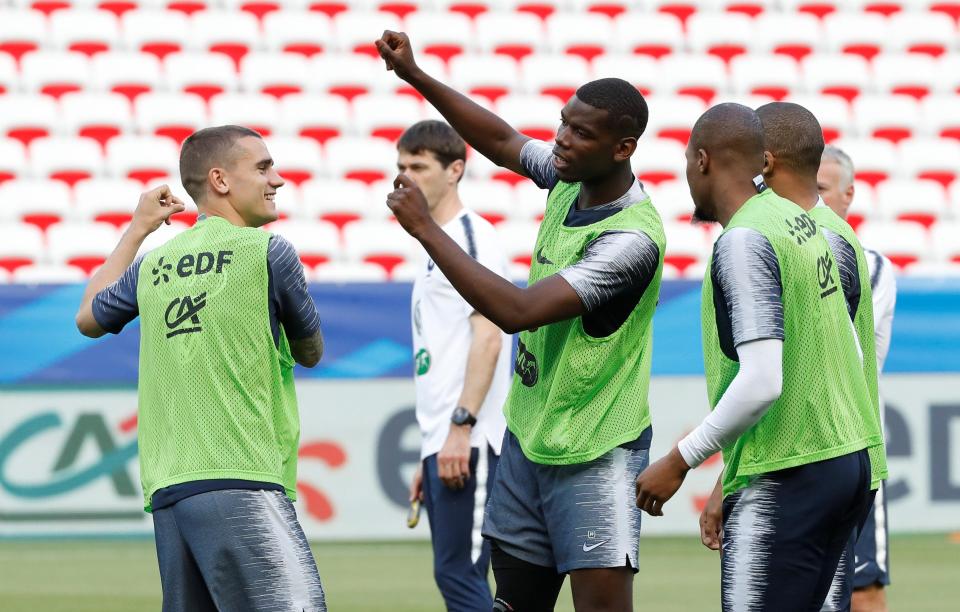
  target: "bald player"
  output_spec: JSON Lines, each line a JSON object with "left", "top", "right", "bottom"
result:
{"left": 636, "top": 103, "right": 880, "bottom": 611}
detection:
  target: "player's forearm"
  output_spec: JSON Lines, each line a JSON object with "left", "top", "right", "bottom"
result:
{"left": 456, "top": 321, "right": 502, "bottom": 416}
{"left": 417, "top": 225, "right": 580, "bottom": 334}
{"left": 678, "top": 339, "right": 784, "bottom": 468}
{"left": 404, "top": 69, "right": 523, "bottom": 172}
{"left": 76, "top": 226, "right": 149, "bottom": 337}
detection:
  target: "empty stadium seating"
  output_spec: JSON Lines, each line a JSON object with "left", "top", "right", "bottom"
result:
{"left": 0, "top": 1, "right": 956, "bottom": 282}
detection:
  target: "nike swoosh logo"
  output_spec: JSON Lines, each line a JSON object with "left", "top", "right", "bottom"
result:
{"left": 855, "top": 562, "right": 871, "bottom": 573}
{"left": 536, "top": 247, "right": 554, "bottom": 266}
{"left": 582, "top": 540, "right": 608, "bottom": 553}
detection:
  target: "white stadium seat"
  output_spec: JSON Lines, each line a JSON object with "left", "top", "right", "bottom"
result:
{"left": 474, "top": 11, "right": 544, "bottom": 61}
{"left": 612, "top": 13, "right": 684, "bottom": 59}
{"left": 301, "top": 178, "right": 374, "bottom": 227}
{"left": 73, "top": 178, "right": 144, "bottom": 227}
{"left": 268, "top": 220, "right": 341, "bottom": 269}
{"left": 544, "top": 13, "right": 614, "bottom": 62}
{"left": 59, "top": 92, "right": 134, "bottom": 147}
{"left": 0, "top": 223, "right": 46, "bottom": 273}
{"left": 134, "top": 92, "right": 208, "bottom": 144}
{"left": 874, "top": 179, "right": 948, "bottom": 228}
{"left": 0, "top": 9, "right": 47, "bottom": 62}
{"left": 448, "top": 54, "right": 521, "bottom": 103}
{"left": 49, "top": 10, "right": 120, "bottom": 56}
{"left": 0, "top": 179, "right": 72, "bottom": 230}
{"left": 46, "top": 222, "right": 120, "bottom": 274}
{"left": 277, "top": 93, "right": 352, "bottom": 145}
{"left": 105, "top": 135, "right": 180, "bottom": 184}
{"left": 351, "top": 94, "right": 424, "bottom": 142}
{"left": 164, "top": 52, "right": 238, "bottom": 102}
{"left": 323, "top": 137, "right": 397, "bottom": 185}
{"left": 0, "top": 139, "right": 30, "bottom": 183}
{"left": 90, "top": 52, "right": 164, "bottom": 101}
{"left": 121, "top": 10, "right": 190, "bottom": 59}
{"left": 262, "top": 10, "right": 333, "bottom": 56}
{"left": 519, "top": 53, "right": 591, "bottom": 102}
{"left": 209, "top": 93, "right": 281, "bottom": 137}
{"left": 12, "top": 264, "right": 89, "bottom": 283}
{"left": 20, "top": 51, "right": 91, "bottom": 98}
{"left": 857, "top": 221, "right": 929, "bottom": 269}
{"left": 29, "top": 137, "right": 104, "bottom": 187}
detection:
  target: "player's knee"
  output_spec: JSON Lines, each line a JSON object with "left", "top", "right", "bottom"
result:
{"left": 490, "top": 541, "right": 564, "bottom": 612}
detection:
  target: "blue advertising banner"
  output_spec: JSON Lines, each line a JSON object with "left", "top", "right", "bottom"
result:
{"left": 0, "top": 279, "right": 958, "bottom": 386}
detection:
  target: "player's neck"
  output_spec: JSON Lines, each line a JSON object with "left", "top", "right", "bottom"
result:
{"left": 198, "top": 200, "right": 255, "bottom": 228}
{"left": 715, "top": 176, "right": 763, "bottom": 228}
{"left": 578, "top": 164, "right": 635, "bottom": 209}
{"left": 429, "top": 191, "right": 464, "bottom": 227}
{"left": 770, "top": 175, "right": 819, "bottom": 211}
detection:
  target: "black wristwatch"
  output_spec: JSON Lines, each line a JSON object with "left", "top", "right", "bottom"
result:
{"left": 451, "top": 406, "right": 477, "bottom": 427}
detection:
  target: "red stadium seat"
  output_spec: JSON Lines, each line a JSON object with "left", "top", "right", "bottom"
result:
{"left": 634, "top": 139, "right": 686, "bottom": 186}
{"left": 105, "top": 136, "right": 179, "bottom": 184}
{"left": 20, "top": 51, "right": 90, "bottom": 99}
{"left": 824, "top": 12, "right": 887, "bottom": 62}
{"left": 0, "top": 139, "right": 28, "bottom": 184}
{"left": 59, "top": 92, "right": 133, "bottom": 148}
{"left": 278, "top": 93, "right": 350, "bottom": 146}
{"left": 164, "top": 52, "right": 238, "bottom": 102}
{"left": 875, "top": 179, "right": 948, "bottom": 229}
{"left": 90, "top": 52, "right": 162, "bottom": 102}
{"left": 209, "top": 94, "right": 280, "bottom": 137}
{"left": 47, "top": 222, "right": 120, "bottom": 275}
{"left": 0, "top": 10, "right": 46, "bottom": 62}
{"left": 0, "top": 95, "right": 58, "bottom": 146}
{"left": 134, "top": 92, "right": 207, "bottom": 145}
{"left": 750, "top": 13, "right": 822, "bottom": 62}
{"left": 519, "top": 54, "right": 590, "bottom": 103}
{"left": 240, "top": 53, "right": 311, "bottom": 99}
{"left": 269, "top": 221, "right": 341, "bottom": 270}
{"left": 264, "top": 137, "right": 325, "bottom": 187}
{"left": 857, "top": 221, "right": 929, "bottom": 269}
{"left": 324, "top": 137, "right": 397, "bottom": 185}
{"left": 663, "top": 222, "right": 709, "bottom": 275}
{"left": 545, "top": 13, "right": 613, "bottom": 63}
{"left": 852, "top": 95, "right": 920, "bottom": 145}
{"left": 448, "top": 54, "right": 520, "bottom": 103}
{"left": 687, "top": 13, "right": 753, "bottom": 64}
{"left": 0, "top": 179, "right": 71, "bottom": 231}
{"left": 262, "top": 10, "right": 333, "bottom": 57}
{"left": 831, "top": 138, "right": 898, "bottom": 187}
{"left": 122, "top": 10, "right": 189, "bottom": 59}
{"left": 802, "top": 54, "right": 870, "bottom": 103}
{"left": 433, "top": 0, "right": 493, "bottom": 19}
{"left": 730, "top": 54, "right": 801, "bottom": 101}
{"left": 613, "top": 13, "right": 684, "bottom": 59}
{"left": 190, "top": 10, "right": 260, "bottom": 69}
{"left": 899, "top": 138, "right": 960, "bottom": 189}
{"left": 50, "top": 10, "right": 120, "bottom": 57}
{"left": 659, "top": 55, "right": 727, "bottom": 104}
{"left": 0, "top": 224, "right": 45, "bottom": 273}
{"left": 475, "top": 12, "right": 543, "bottom": 61}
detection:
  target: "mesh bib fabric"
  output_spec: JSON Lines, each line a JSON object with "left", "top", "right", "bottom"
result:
{"left": 136, "top": 217, "right": 299, "bottom": 511}
{"left": 810, "top": 205, "right": 888, "bottom": 489}
{"left": 702, "top": 190, "right": 881, "bottom": 497}
{"left": 504, "top": 181, "right": 666, "bottom": 465}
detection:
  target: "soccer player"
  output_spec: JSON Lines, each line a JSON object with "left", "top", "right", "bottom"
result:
{"left": 398, "top": 120, "right": 512, "bottom": 611}
{"left": 635, "top": 103, "right": 880, "bottom": 611}
{"left": 75, "top": 126, "right": 327, "bottom": 612}
{"left": 819, "top": 144, "right": 897, "bottom": 612}
{"left": 377, "top": 31, "right": 665, "bottom": 612}
{"left": 755, "top": 102, "right": 890, "bottom": 611}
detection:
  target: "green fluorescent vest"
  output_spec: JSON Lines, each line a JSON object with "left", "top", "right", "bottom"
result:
{"left": 136, "top": 217, "right": 299, "bottom": 511}
{"left": 702, "top": 191, "right": 882, "bottom": 497}
{"left": 809, "top": 204, "right": 888, "bottom": 489}
{"left": 504, "top": 181, "right": 665, "bottom": 465}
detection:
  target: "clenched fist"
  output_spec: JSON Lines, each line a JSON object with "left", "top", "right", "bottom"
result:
{"left": 386, "top": 174, "right": 434, "bottom": 240}
{"left": 131, "top": 184, "right": 187, "bottom": 236}
{"left": 375, "top": 30, "right": 420, "bottom": 81}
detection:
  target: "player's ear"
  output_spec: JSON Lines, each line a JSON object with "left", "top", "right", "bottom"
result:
{"left": 697, "top": 148, "right": 709, "bottom": 174}
{"left": 447, "top": 159, "right": 465, "bottom": 184}
{"left": 845, "top": 180, "right": 855, "bottom": 202}
{"left": 614, "top": 136, "right": 637, "bottom": 163}
{"left": 762, "top": 150, "right": 774, "bottom": 177}
{"left": 209, "top": 167, "right": 229, "bottom": 195}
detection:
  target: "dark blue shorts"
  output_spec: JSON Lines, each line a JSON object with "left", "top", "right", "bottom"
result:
{"left": 482, "top": 429, "right": 650, "bottom": 574}
{"left": 721, "top": 449, "right": 872, "bottom": 612}
{"left": 152, "top": 489, "right": 326, "bottom": 612}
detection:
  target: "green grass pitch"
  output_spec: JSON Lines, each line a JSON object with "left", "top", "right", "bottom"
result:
{"left": 1, "top": 534, "right": 957, "bottom": 610}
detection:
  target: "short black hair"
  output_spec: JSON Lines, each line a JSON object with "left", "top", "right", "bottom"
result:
{"left": 397, "top": 120, "right": 467, "bottom": 168}
{"left": 690, "top": 103, "right": 765, "bottom": 163}
{"left": 575, "top": 78, "right": 649, "bottom": 138}
{"left": 179, "top": 125, "right": 262, "bottom": 204}
{"left": 756, "top": 102, "right": 824, "bottom": 177}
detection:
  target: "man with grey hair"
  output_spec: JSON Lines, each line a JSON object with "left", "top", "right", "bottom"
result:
{"left": 818, "top": 144, "right": 897, "bottom": 612}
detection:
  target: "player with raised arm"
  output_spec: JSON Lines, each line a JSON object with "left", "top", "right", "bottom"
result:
{"left": 377, "top": 30, "right": 664, "bottom": 612}
{"left": 635, "top": 104, "right": 880, "bottom": 611}
{"left": 75, "top": 126, "right": 327, "bottom": 612}
{"left": 399, "top": 120, "right": 512, "bottom": 611}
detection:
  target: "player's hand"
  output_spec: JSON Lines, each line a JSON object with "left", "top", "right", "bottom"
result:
{"left": 409, "top": 463, "right": 424, "bottom": 503}
{"left": 438, "top": 424, "right": 471, "bottom": 490}
{"left": 375, "top": 30, "right": 420, "bottom": 81}
{"left": 130, "top": 184, "right": 186, "bottom": 236}
{"left": 699, "top": 479, "right": 723, "bottom": 551}
{"left": 635, "top": 446, "right": 691, "bottom": 516}
{"left": 387, "top": 174, "right": 436, "bottom": 240}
